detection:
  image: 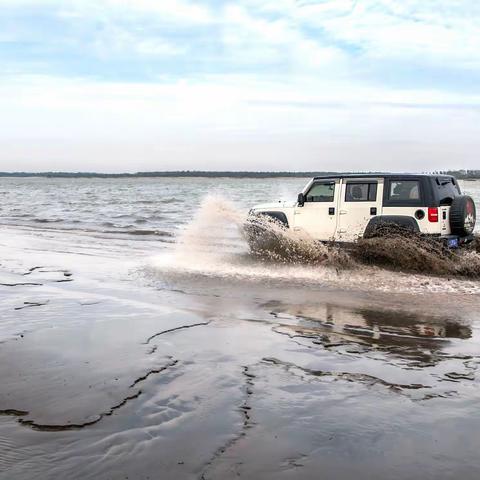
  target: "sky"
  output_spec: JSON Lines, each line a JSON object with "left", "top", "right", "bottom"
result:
{"left": 1, "top": 0, "right": 480, "bottom": 172}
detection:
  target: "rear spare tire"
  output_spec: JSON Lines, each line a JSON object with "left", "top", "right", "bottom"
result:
{"left": 449, "top": 196, "right": 476, "bottom": 236}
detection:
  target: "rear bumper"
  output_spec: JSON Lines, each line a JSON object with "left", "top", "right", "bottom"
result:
{"left": 438, "top": 234, "right": 475, "bottom": 248}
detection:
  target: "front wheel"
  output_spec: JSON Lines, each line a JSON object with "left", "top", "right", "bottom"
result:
{"left": 244, "top": 215, "right": 288, "bottom": 255}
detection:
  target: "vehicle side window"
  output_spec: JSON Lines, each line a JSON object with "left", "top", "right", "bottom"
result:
{"left": 305, "top": 182, "right": 335, "bottom": 202}
{"left": 389, "top": 180, "right": 420, "bottom": 201}
{"left": 345, "top": 183, "right": 377, "bottom": 202}
{"left": 436, "top": 177, "right": 460, "bottom": 206}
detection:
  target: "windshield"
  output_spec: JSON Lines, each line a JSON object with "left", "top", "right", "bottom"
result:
{"left": 305, "top": 182, "right": 335, "bottom": 202}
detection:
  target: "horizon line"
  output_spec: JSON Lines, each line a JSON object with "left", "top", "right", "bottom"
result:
{"left": 0, "top": 169, "right": 478, "bottom": 179}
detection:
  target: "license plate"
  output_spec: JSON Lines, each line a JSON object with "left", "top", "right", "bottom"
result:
{"left": 447, "top": 238, "right": 459, "bottom": 248}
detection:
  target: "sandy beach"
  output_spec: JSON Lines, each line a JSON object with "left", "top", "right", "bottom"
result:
{"left": 2, "top": 208, "right": 480, "bottom": 480}
{"left": 3, "top": 1, "right": 480, "bottom": 476}
{"left": 3, "top": 0, "right": 480, "bottom": 476}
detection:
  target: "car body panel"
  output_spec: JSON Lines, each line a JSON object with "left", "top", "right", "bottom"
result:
{"left": 293, "top": 178, "right": 340, "bottom": 240}
{"left": 249, "top": 174, "right": 472, "bottom": 243}
{"left": 336, "top": 178, "right": 385, "bottom": 242}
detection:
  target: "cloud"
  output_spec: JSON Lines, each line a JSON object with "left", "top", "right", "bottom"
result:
{"left": 60, "top": 0, "right": 214, "bottom": 26}
{"left": 295, "top": 0, "right": 480, "bottom": 68}
{"left": 220, "top": 4, "right": 347, "bottom": 71}
{"left": 2, "top": 0, "right": 480, "bottom": 78}
{"left": 1, "top": 1, "right": 480, "bottom": 170}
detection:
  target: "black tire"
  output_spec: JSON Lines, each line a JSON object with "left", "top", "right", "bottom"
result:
{"left": 449, "top": 196, "right": 476, "bottom": 236}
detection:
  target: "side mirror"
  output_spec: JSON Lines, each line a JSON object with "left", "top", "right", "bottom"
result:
{"left": 297, "top": 193, "right": 305, "bottom": 206}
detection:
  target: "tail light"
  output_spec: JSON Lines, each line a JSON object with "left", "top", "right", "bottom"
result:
{"left": 428, "top": 207, "right": 439, "bottom": 222}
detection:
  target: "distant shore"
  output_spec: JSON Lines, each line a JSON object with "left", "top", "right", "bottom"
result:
{"left": 1, "top": 170, "right": 480, "bottom": 179}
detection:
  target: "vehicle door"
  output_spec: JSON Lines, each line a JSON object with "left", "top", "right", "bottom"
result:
{"left": 382, "top": 177, "right": 433, "bottom": 233}
{"left": 293, "top": 178, "right": 340, "bottom": 241}
{"left": 337, "top": 178, "right": 383, "bottom": 241}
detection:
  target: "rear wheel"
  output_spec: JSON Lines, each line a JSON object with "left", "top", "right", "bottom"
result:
{"left": 449, "top": 196, "right": 476, "bottom": 236}
{"left": 363, "top": 216, "right": 419, "bottom": 239}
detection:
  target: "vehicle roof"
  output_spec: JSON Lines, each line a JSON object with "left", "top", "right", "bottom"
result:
{"left": 312, "top": 173, "right": 455, "bottom": 180}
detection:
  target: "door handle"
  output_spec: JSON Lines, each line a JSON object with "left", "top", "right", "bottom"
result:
{"left": 329, "top": 207, "right": 335, "bottom": 215}
{"left": 339, "top": 210, "right": 347, "bottom": 215}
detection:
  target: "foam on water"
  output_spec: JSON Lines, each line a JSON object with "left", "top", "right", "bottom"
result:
{"left": 152, "top": 195, "right": 480, "bottom": 296}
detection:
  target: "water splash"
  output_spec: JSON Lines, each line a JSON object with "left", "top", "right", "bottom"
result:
{"left": 353, "top": 225, "right": 480, "bottom": 278}
{"left": 150, "top": 195, "right": 480, "bottom": 296}
{"left": 173, "top": 195, "right": 248, "bottom": 261}
{"left": 246, "top": 213, "right": 480, "bottom": 278}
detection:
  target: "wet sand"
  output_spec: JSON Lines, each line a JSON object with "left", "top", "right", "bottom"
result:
{"left": 2, "top": 225, "right": 480, "bottom": 479}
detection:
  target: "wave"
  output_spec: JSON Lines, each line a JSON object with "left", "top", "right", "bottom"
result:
{"left": 134, "top": 199, "right": 178, "bottom": 205}
{"left": 33, "top": 218, "right": 63, "bottom": 224}
{"left": 103, "top": 229, "right": 174, "bottom": 237}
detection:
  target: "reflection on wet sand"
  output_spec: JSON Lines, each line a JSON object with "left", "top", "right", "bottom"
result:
{"left": 267, "top": 301, "right": 472, "bottom": 342}
{"left": 262, "top": 300, "right": 479, "bottom": 404}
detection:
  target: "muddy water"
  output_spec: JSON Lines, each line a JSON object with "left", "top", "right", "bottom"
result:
{"left": 1, "top": 177, "right": 480, "bottom": 479}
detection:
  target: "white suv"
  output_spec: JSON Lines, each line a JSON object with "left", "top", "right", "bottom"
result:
{"left": 248, "top": 174, "right": 476, "bottom": 248}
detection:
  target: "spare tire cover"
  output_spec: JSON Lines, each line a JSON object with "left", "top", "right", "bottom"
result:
{"left": 449, "top": 195, "right": 476, "bottom": 236}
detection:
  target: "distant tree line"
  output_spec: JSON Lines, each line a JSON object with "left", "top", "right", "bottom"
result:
{"left": 434, "top": 170, "right": 480, "bottom": 180}
{"left": 0, "top": 170, "right": 375, "bottom": 178}
{"left": 1, "top": 170, "right": 479, "bottom": 179}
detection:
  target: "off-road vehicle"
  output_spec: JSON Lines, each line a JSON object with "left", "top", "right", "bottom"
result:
{"left": 248, "top": 174, "right": 476, "bottom": 248}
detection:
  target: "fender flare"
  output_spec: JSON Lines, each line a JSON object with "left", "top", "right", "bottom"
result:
{"left": 254, "top": 211, "right": 289, "bottom": 228}
{"left": 363, "top": 215, "right": 419, "bottom": 238}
